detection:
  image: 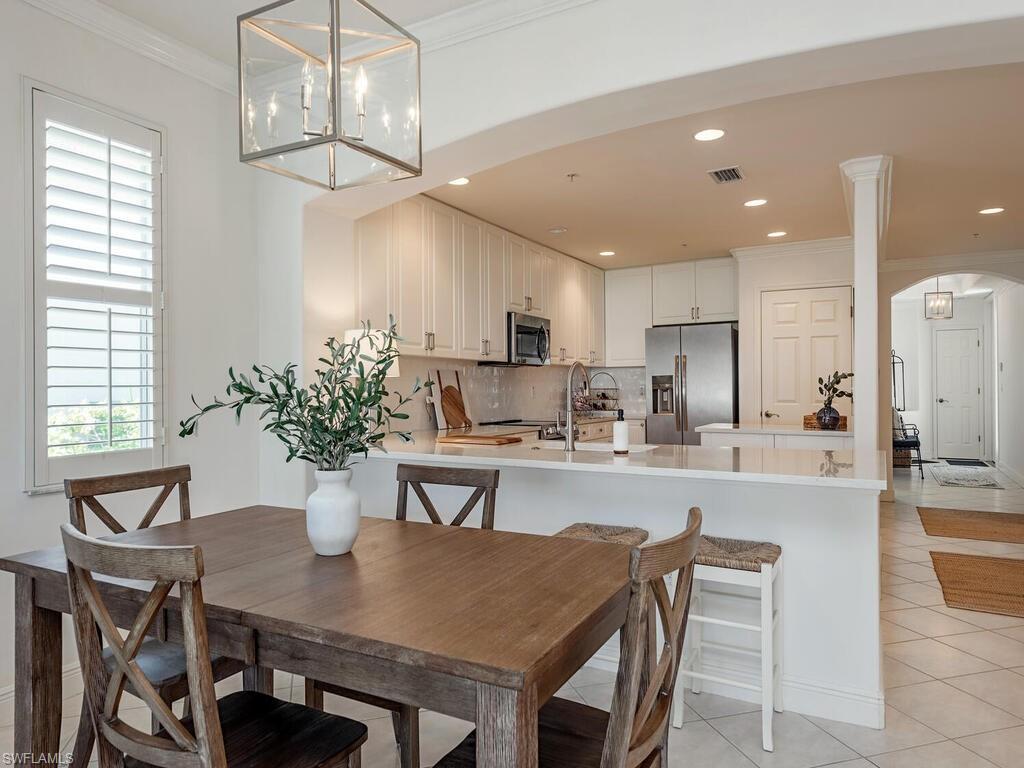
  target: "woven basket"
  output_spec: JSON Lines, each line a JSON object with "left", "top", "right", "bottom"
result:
{"left": 803, "top": 414, "right": 848, "bottom": 432}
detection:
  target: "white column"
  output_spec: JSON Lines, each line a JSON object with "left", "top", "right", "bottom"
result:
{"left": 840, "top": 156, "right": 892, "bottom": 458}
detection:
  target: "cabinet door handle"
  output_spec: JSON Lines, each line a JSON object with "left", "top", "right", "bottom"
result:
{"left": 690, "top": 307, "right": 695, "bottom": 320}
{"left": 697, "top": 306, "right": 701, "bottom": 320}
{"left": 430, "top": 332, "right": 436, "bottom": 350}
{"left": 482, "top": 339, "right": 488, "bottom": 356}
{"left": 526, "top": 296, "right": 532, "bottom": 311}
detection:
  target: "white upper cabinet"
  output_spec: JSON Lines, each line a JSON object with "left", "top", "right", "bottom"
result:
{"left": 483, "top": 225, "right": 508, "bottom": 361}
{"left": 604, "top": 266, "right": 652, "bottom": 367}
{"left": 506, "top": 234, "right": 528, "bottom": 313}
{"left": 508, "top": 238, "right": 549, "bottom": 317}
{"left": 526, "top": 243, "right": 548, "bottom": 316}
{"left": 457, "top": 213, "right": 486, "bottom": 360}
{"left": 553, "top": 253, "right": 578, "bottom": 363}
{"left": 425, "top": 199, "right": 459, "bottom": 357}
{"left": 652, "top": 257, "right": 737, "bottom": 325}
{"left": 355, "top": 195, "right": 601, "bottom": 364}
{"left": 588, "top": 267, "right": 605, "bottom": 365}
{"left": 652, "top": 261, "right": 696, "bottom": 325}
{"left": 392, "top": 197, "right": 429, "bottom": 354}
{"left": 694, "top": 257, "right": 737, "bottom": 322}
{"left": 355, "top": 205, "right": 391, "bottom": 328}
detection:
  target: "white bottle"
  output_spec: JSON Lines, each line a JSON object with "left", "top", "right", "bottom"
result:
{"left": 613, "top": 409, "right": 629, "bottom": 455}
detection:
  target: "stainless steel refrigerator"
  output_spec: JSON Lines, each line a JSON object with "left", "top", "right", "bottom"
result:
{"left": 645, "top": 323, "right": 739, "bottom": 445}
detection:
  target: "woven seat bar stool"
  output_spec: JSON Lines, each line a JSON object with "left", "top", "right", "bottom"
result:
{"left": 673, "top": 534, "right": 783, "bottom": 752}
{"left": 555, "top": 522, "right": 650, "bottom": 547}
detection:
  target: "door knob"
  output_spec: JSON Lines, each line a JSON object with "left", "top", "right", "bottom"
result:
{"left": 763, "top": 410, "right": 779, "bottom": 418}
{"left": 937, "top": 398, "right": 947, "bottom": 403}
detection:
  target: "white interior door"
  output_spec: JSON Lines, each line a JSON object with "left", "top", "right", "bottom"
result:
{"left": 934, "top": 328, "right": 981, "bottom": 459}
{"left": 760, "top": 286, "right": 853, "bottom": 426}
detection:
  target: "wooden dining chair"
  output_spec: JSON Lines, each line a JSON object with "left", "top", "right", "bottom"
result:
{"left": 61, "top": 523, "right": 367, "bottom": 768}
{"left": 431, "top": 506, "right": 703, "bottom": 768}
{"left": 306, "top": 463, "right": 500, "bottom": 768}
{"left": 65, "top": 466, "right": 248, "bottom": 767}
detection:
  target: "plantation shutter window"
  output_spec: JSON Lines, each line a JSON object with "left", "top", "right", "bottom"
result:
{"left": 30, "top": 89, "right": 164, "bottom": 490}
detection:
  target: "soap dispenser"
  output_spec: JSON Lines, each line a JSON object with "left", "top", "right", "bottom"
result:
{"left": 613, "top": 409, "right": 629, "bottom": 455}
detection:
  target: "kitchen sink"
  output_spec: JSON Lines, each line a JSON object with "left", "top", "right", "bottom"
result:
{"left": 534, "top": 441, "right": 658, "bottom": 453}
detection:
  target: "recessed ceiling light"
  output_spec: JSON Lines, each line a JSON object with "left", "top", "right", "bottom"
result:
{"left": 767, "top": 231, "right": 787, "bottom": 238}
{"left": 599, "top": 251, "right": 616, "bottom": 257}
{"left": 693, "top": 128, "right": 725, "bottom": 142}
{"left": 979, "top": 207, "right": 1004, "bottom": 214}
{"left": 548, "top": 226, "right": 567, "bottom": 235}
{"left": 744, "top": 199, "right": 767, "bottom": 207}
{"left": 448, "top": 177, "right": 470, "bottom": 186}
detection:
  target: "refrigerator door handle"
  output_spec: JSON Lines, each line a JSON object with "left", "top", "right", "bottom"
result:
{"left": 680, "top": 354, "right": 689, "bottom": 432}
{"left": 674, "top": 355, "right": 682, "bottom": 432}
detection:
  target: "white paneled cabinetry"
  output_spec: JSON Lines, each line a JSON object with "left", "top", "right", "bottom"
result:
{"left": 356, "top": 196, "right": 600, "bottom": 364}
{"left": 652, "top": 257, "right": 736, "bottom": 325}
{"left": 604, "top": 267, "right": 653, "bottom": 366}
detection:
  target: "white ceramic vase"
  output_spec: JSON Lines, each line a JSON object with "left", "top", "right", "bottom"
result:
{"left": 305, "top": 469, "right": 361, "bottom": 556}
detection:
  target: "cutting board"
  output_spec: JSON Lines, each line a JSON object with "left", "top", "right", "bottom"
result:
{"left": 432, "top": 369, "right": 472, "bottom": 429}
{"left": 436, "top": 434, "right": 523, "bottom": 446}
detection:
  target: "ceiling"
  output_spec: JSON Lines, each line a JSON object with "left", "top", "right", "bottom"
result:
{"left": 893, "top": 274, "right": 1014, "bottom": 302}
{"left": 429, "top": 64, "right": 1024, "bottom": 269}
{"left": 96, "top": 0, "right": 477, "bottom": 64}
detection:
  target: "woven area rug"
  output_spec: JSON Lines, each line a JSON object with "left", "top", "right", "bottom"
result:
{"left": 930, "top": 465, "right": 1004, "bottom": 489}
{"left": 918, "top": 507, "right": 1024, "bottom": 544}
{"left": 931, "top": 551, "right": 1024, "bottom": 618}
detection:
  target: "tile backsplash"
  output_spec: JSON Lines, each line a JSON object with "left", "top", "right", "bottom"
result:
{"left": 386, "top": 358, "right": 647, "bottom": 432}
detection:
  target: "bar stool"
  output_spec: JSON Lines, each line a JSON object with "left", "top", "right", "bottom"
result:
{"left": 555, "top": 522, "right": 649, "bottom": 547}
{"left": 674, "top": 535, "right": 782, "bottom": 752}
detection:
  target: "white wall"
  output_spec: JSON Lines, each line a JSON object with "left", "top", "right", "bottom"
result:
{"left": 995, "top": 283, "right": 1024, "bottom": 483}
{"left": 890, "top": 296, "right": 995, "bottom": 459}
{"left": 0, "top": 1, "right": 261, "bottom": 691}
{"left": 733, "top": 238, "right": 854, "bottom": 424}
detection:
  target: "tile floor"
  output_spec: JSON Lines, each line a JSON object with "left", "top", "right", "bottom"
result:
{"left": 2, "top": 464, "right": 1022, "bottom": 767}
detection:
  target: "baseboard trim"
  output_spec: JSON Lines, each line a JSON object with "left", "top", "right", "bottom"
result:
{"left": 589, "top": 645, "right": 884, "bottom": 729}
{"left": 996, "top": 461, "right": 1024, "bottom": 488}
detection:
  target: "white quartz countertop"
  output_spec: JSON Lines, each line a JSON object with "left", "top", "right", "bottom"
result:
{"left": 369, "top": 431, "right": 886, "bottom": 490}
{"left": 697, "top": 422, "right": 855, "bottom": 437}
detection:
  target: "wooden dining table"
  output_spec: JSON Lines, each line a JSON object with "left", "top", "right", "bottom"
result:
{"left": 1, "top": 505, "right": 632, "bottom": 768}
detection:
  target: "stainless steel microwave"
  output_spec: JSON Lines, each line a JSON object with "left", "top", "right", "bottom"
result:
{"left": 507, "top": 312, "right": 551, "bottom": 366}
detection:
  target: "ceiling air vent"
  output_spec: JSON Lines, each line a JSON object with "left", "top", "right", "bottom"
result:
{"left": 707, "top": 166, "right": 744, "bottom": 184}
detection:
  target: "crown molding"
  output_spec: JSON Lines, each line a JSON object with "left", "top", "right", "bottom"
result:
{"left": 731, "top": 236, "right": 853, "bottom": 262}
{"left": 878, "top": 249, "right": 1024, "bottom": 272}
{"left": 23, "top": 0, "right": 598, "bottom": 97}
{"left": 22, "top": 0, "right": 237, "bottom": 94}
{"left": 412, "top": 0, "right": 598, "bottom": 54}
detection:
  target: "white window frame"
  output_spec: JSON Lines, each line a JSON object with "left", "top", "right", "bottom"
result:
{"left": 24, "top": 82, "right": 167, "bottom": 493}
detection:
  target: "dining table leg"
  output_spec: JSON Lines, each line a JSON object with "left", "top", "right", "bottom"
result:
{"left": 14, "top": 574, "right": 63, "bottom": 761}
{"left": 475, "top": 682, "right": 538, "bottom": 768}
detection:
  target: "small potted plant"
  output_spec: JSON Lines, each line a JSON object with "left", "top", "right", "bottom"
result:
{"left": 179, "top": 321, "right": 422, "bottom": 556}
{"left": 816, "top": 370, "right": 853, "bottom": 430}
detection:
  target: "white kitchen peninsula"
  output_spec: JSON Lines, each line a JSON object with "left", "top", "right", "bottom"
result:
{"left": 698, "top": 422, "right": 855, "bottom": 450}
{"left": 352, "top": 433, "right": 887, "bottom": 728}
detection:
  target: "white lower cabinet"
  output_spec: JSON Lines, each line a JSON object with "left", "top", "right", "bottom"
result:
{"left": 700, "top": 431, "right": 854, "bottom": 450}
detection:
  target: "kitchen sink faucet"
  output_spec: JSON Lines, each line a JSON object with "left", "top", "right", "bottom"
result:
{"left": 560, "top": 361, "right": 589, "bottom": 452}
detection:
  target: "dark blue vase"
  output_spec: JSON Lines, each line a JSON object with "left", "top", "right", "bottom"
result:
{"left": 816, "top": 406, "right": 841, "bottom": 430}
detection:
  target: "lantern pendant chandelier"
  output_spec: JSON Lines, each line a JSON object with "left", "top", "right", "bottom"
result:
{"left": 237, "top": 0, "right": 421, "bottom": 191}
{"left": 924, "top": 276, "right": 954, "bottom": 320}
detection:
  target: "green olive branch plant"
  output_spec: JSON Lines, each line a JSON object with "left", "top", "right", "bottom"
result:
{"left": 817, "top": 370, "right": 854, "bottom": 411}
{"left": 179, "top": 320, "right": 424, "bottom": 470}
